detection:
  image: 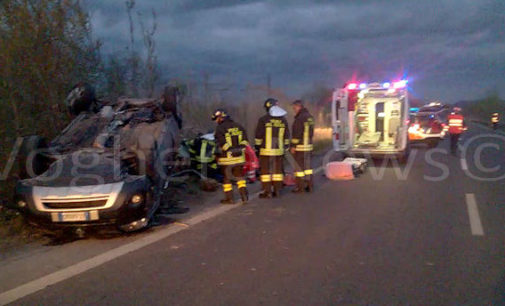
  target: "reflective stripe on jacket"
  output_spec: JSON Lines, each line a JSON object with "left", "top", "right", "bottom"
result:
{"left": 291, "top": 107, "right": 315, "bottom": 152}
{"left": 188, "top": 138, "right": 216, "bottom": 164}
{"left": 448, "top": 113, "right": 465, "bottom": 134}
{"left": 214, "top": 118, "right": 249, "bottom": 165}
{"left": 255, "top": 114, "right": 290, "bottom": 156}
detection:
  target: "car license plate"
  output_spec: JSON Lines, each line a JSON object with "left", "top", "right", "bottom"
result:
{"left": 51, "top": 211, "right": 99, "bottom": 222}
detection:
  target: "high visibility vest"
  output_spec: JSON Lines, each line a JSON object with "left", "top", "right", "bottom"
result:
{"left": 188, "top": 138, "right": 216, "bottom": 164}
{"left": 448, "top": 113, "right": 465, "bottom": 134}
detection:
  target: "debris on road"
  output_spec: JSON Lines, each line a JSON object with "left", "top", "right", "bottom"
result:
{"left": 325, "top": 157, "right": 367, "bottom": 180}
{"left": 325, "top": 161, "right": 354, "bottom": 180}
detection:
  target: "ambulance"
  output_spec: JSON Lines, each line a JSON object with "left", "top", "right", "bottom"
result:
{"left": 331, "top": 80, "right": 410, "bottom": 160}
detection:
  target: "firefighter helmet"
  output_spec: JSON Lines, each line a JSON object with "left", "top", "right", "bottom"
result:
{"left": 65, "top": 82, "right": 96, "bottom": 115}
{"left": 211, "top": 108, "right": 228, "bottom": 121}
{"left": 292, "top": 99, "right": 303, "bottom": 106}
{"left": 264, "top": 98, "right": 278, "bottom": 111}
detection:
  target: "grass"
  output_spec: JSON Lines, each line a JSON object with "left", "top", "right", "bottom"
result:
{"left": 0, "top": 178, "right": 47, "bottom": 253}
{"left": 0, "top": 206, "right": 46, "bottom": 255}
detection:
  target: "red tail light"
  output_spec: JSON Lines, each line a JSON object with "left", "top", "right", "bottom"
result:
{"left": 335, "top": 133, "right": 339, "bottom": 140}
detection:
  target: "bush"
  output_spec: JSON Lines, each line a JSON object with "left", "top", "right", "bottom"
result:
{"left": 464, "top": 93, "right": 505, "bottom": 122}
{"left": 0, "top": 0, "right": 101, "bottom": 230}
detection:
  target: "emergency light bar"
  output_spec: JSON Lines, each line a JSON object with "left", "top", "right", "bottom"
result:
{"left": 346, "top": 80, "right": 407, "bottom": 90}
{"left": 393, "top": 80, "right": 408, "bottom": 89}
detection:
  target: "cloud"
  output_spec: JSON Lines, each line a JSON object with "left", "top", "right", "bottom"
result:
{"left": 85, "top": 0, "right": 505, "bottom": 102}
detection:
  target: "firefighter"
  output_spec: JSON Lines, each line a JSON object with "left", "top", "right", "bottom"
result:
{"left": 491, "top": 113, "right": 499, "bottom": 130}
{"left": 447, "top": 107, "right": 466, "bottom": 155}
{"left": 290, "top": 100, "right": 315, "bottom": 193}
{"left": 186, "top": 133, "right": 218, "bottom": 178}
{"left": 212, "top": 109, "right": 249, "bottom": 204}
{"left": 255, "top": 98, "right": 290, "bottom": 198}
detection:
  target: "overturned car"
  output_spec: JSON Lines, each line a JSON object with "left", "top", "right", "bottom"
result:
{"left": 12, "top": 85, "right": 181, "bottom": 232}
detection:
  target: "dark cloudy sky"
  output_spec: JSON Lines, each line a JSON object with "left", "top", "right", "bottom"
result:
{"left": 86, "top": 0, "right": 505, "bottom": 103}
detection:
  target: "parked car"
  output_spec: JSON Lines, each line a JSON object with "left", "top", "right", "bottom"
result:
{"left": 408, "top": 112, "right": 446, "bottom": 148}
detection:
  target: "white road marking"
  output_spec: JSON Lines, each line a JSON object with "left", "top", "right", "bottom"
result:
{"left": 465, "top": 193, "right": 484, "bottom": 236}
{"left": 0, "top": 165, "right": 325, "bottom": 305}
{"left": 460, "top": 158, "right": 468, "bottom": 171}
{"left": 0, "top": 203, "right": 239, "bottom": 305}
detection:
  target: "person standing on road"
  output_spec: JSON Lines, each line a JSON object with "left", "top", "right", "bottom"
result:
{"left": 290, "top": 100, "right": 315, "bottom": 193}
{"left": 255, "top": 98, "right": 290, "bottom": 198}
{"left": 491, "top": 113, "right": 499, "bottom": 131}
{"left": 447, "top": 107, "right": 466, "bottom": 155}
{"left": 212, "top": 109, "right": 249, "bottom": 204}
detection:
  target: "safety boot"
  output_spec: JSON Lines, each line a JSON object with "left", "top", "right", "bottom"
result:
{"left": 272, "top": 182, "right": 282, "bottom": 197}
{"left": 259, "top": 182, "right": 272, "bottom": 198}
{"left": 239, "top": 188, "right": 249, "bottom": 204}
{"left": 220, "top": 191, "right": 235, "bottom": 204}
{"left": 305, "top": 176, "right": 314, "bottom": 193}
{"left": 291, "top": 178, "right": 305, "bottom": 193}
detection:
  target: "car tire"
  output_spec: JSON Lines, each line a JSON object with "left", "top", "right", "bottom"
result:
{"left": 427, "top": 138, "right": 439, "bottom": 148}
{"left": 17, "top": 136, "right": 48, "bottom": 179}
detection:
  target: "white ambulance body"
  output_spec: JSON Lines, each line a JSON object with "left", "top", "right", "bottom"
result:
{"left": 331, "top": 81, "right": 410, "bottom": 159}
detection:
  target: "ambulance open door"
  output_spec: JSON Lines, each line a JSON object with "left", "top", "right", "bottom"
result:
{"left": 332, "top": 89, "right": 349, "bottom": 152}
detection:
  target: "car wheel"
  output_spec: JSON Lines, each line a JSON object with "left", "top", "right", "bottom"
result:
{"left": 16, "top": 136, "right": 48, "bottom": 179}
{"left": 118, "top": 217, "right": 150, "bottom": 233}
{"left": 427, "top": 138, "right": 439, "bottom": 148}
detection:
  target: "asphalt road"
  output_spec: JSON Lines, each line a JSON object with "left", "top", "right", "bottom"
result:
{"left": 2, "top": 123, "right": 505, "bottom": 305}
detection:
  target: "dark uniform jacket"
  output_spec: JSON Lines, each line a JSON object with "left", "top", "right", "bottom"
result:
{"left": 254, "top": 114, "right": 290, "bottom": 156}
{"left": 291, "top": 107, "right": 315, "bottom": 152}
{"left": 214, "top": 118, "right": 249, "bottom": 165}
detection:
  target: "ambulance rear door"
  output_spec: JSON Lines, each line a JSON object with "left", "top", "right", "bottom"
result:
{"left": 332, "top": 88, "right": 350, "bottom": 152}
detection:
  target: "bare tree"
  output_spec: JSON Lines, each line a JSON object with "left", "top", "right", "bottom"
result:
{"left": 138, "top": 9, "right": 158, "bottom": 98}
{"left": 125, "top": 0, "right": 139, "bottom": 97}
